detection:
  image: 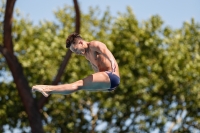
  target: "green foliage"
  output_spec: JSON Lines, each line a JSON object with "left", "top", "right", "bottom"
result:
{"left": 109, "top": 8, "right": 200, "bottom": 132}
{"left": 0, "top": 4, "right": 200, "bottom": 133}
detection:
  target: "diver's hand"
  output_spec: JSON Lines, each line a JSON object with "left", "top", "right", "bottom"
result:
{"left": 111, "top": 60, "right": 116, "bottom": 73}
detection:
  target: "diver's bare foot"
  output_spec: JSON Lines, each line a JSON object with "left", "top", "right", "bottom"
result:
{"left": 32, "top": 85, "right": 51, "bottom": 97}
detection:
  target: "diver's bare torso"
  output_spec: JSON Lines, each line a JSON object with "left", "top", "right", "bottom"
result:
{"left": 84, "top": 41, "right": 120, "bottom": 77}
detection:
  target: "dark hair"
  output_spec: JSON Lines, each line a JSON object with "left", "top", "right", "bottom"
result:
{"left": 66, "top": 33, "right": 82, "bottom": 48}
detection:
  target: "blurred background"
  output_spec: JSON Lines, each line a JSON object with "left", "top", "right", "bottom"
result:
{"left": 15, "top": 0, "right": 200, "bottom": 28}
{"left": 0, "top": 0, "right": 200, "bottom": 133}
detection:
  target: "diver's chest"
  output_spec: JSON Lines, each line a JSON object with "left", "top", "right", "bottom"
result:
{"left": 85, "top": 51, "right": 99, "bottom": 61}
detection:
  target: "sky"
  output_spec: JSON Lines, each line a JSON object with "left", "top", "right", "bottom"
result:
{"left": 15, "top": 0, "right": 200, "bottom": 29}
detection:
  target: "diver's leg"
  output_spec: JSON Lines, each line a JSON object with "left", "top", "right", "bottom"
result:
{"left": 32, "top": 72, "right": 111, "bottom": 97}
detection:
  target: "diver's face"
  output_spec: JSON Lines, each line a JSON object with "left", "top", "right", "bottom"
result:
{"left": 70, "top": 41, "right": 85, "bottom": 55}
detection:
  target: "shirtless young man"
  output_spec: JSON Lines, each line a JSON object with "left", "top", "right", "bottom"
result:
{"left": 32, "top": 33, "right": 120, "bottom": 97}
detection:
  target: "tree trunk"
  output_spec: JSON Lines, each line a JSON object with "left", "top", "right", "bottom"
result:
{"left": 1, "top": 0, "right": 44, "bottom": 132}
{"left": 1, "top": 0, "right": 81, "bottom": 132}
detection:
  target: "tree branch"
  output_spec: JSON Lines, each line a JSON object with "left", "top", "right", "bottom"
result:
{"left": 38, "top": 50, "right": 72, "bottom": 109}
{"left": 38, "top": 0, "right": 81, "bottom": 109}
{"left": 73, "top": 0, "right": 81, "bottom": 33}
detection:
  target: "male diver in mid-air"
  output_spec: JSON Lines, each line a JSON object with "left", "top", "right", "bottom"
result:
{"left": 32, "top": 33, "right": 120, "bottom": 97}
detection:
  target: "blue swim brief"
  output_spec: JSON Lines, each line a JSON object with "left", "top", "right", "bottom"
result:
{"left": 105, "top": 71, "right": 120, "bottom": 91}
